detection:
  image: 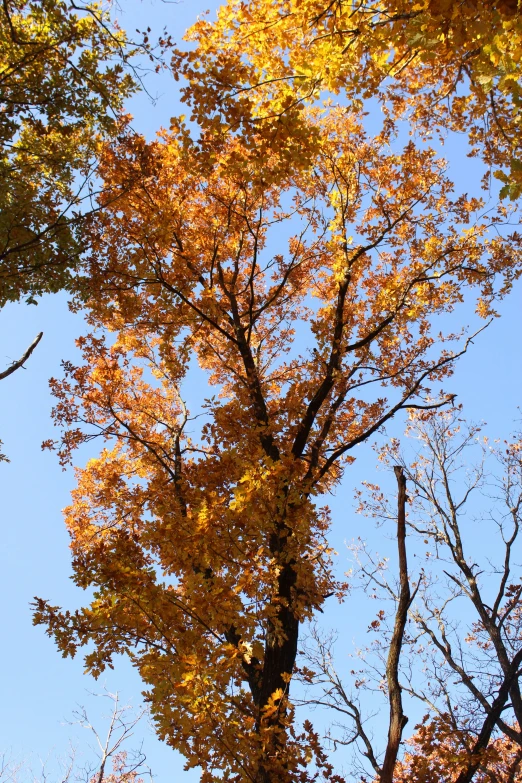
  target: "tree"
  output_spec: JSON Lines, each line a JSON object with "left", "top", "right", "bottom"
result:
{"left": 299, "top": 409, "right": 522, "bottom": 782}
{"left": 174, "top": 0, "right": 522, "bottom": 198}
{"left": 0, "top": 0, "right": 141, "bottom": 308}
{"left": 32, "top": 101, "right": 522, "bottom": 782}
{"left": 0, "top": 691, "right": 150, "bottom": 783}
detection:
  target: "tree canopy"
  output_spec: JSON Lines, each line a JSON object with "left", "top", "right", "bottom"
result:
{"left": 176, "top": 0, "right": 522, "bottom": 197}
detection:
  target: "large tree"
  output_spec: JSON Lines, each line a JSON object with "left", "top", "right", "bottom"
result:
{"left": 34, "top": 101, "right": 522, "bottom": 782}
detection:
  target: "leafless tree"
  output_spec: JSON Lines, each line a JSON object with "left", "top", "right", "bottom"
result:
{"left": 297, "top": 408, "right": 522, "bottom": 782}
{"left": 0, "top": 691, "right": 150, "bottom": 783}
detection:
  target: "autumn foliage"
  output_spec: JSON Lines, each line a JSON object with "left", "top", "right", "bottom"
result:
{"left": 393, "top": 715, "right": 522, "bottom": 783}
{"left": 0, "top": 0, "right": 141, "bottom": 306}
{"left": 33, "top": 92, "right": 522, "bottom": 782}
{"left": 18, "top": 1, "right": 522, "bottom": 782}
{"left": 178, "top": 0, "right": 522, "bottom": 197}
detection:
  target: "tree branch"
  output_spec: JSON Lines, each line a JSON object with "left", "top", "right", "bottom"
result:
{"left": 0, "top": 331, "right": 43, "bottom": 381}
{"left": 380, "top": 466, "right": 410, "bottom": 783}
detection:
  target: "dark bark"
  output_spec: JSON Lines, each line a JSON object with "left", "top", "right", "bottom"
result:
{"left": 380, "top": 466, "right": 410, "bottom": 783}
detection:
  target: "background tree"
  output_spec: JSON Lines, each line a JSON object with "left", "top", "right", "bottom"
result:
{"left": 33, "top": 102, "right": 522, "bottom": 782}
{"left": 0, "top": 0, "right": 139, "bottom": 308}
{"left": 0, "top": 691, "right": 150, "bottom": 783}
{"left": 300, "top": 409, "right": 522, "bottom": 781}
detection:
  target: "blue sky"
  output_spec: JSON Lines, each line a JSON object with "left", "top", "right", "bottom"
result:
{"left": 0, "top": 0, "right": 521, "bottom": 780}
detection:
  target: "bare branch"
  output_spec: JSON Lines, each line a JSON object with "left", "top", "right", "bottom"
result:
{"left": 0, "top": 332, "right": 42, "bottom": 381}
{"left": 380, "top": 466, "right": 410, "bottom": 783}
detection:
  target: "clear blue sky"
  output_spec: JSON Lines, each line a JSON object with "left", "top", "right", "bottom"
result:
{"left": 0, "top": 1, "right": 521, "bottom": 780}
